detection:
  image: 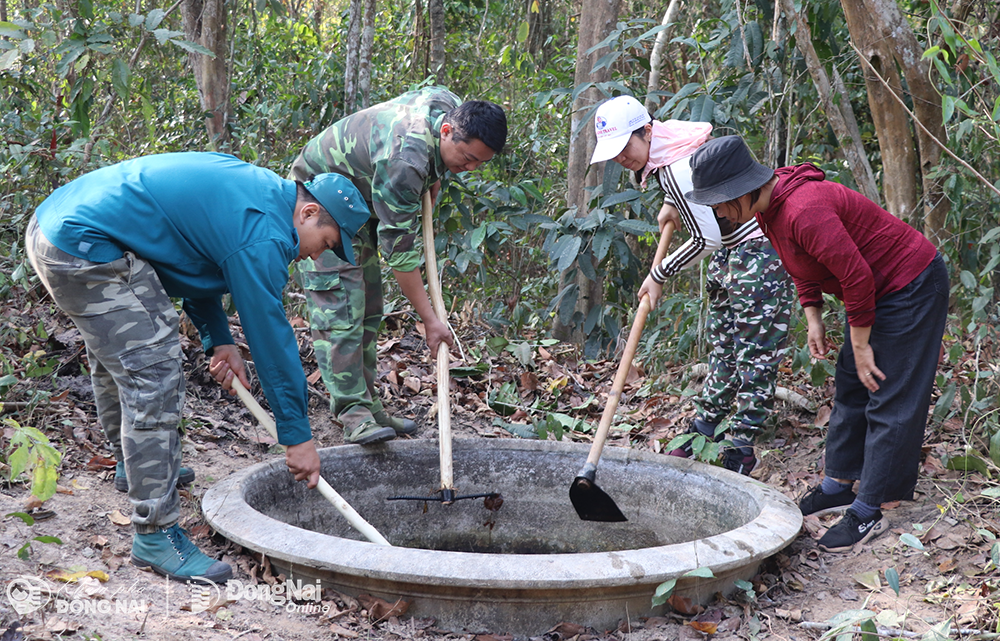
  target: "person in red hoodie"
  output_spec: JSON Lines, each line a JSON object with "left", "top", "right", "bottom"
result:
{"left": 684, "top": 135, "right": 948, "bottom": 552}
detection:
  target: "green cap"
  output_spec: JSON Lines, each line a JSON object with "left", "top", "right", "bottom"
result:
{"left": 302, "top": 174, "right": 369, "bottom": 265}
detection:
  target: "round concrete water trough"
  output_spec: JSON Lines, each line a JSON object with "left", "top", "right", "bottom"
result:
{"left": 203, "top": 439, "right": 801, "bottom": 635}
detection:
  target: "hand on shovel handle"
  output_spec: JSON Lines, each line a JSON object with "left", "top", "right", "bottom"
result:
{"left": 570, "top": 223, "right": 674, "bottom": 522}
{"left": 229, "top": 378, "right": 393, "bottom": 546}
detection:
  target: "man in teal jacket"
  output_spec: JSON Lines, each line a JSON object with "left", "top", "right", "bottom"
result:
{"left": 25, "top": 152, "right": 369, "bottom": 584}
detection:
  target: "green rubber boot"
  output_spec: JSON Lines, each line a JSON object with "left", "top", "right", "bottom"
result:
{"left": 343, "top": 420, "right": 395, "bottom": 445}
{"left": 115, "top": 461, "right": 195, "bottom": 493}
{"left": 372, "top": 410, "right": 419, "bottom": 435}
{"left": 130, "top": 524, "right": 232, "bottom": 584}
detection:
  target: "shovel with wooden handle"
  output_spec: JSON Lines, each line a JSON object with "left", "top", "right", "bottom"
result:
{"left": 386, "top": 191, "right": 500, "bottom": 505}
{"left": 230, "top": 377, "right": 393, "bottom": 545}
{"left": 569, "top": 222, "right": 674, "bottom": 522}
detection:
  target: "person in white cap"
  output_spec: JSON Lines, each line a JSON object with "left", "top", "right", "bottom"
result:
{"left": 591, "top": 95, "right": 795, "bottom": 475}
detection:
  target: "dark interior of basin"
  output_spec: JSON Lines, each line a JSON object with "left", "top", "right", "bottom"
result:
{"left": 239, "top": 440, "right": 762, "bottom": 554}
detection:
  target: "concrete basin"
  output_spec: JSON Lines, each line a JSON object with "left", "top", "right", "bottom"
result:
{"left": 202, "top": 439, "right": 801, "bottom": 635}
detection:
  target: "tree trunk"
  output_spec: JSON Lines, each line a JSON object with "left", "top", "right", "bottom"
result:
{"left": 552, "top": 0, "right": 621, "bottom": 344}
{"left": 862, "top": 0, "right": 948, "bottom": 241}
{"left": 358, "top": 0, "right": 375, "bottom": 108}
{"left": 644, "top": 0, "right": 680, "bottom": 113}
{"left": 312, "top": 0, "right": 325, "bottom": 40}
{"left": 428, "top": 0, "right": 444, "bottom": 77}
{"left": 412, "top": 0, "right": 425, "bottom": 81}
{"left": 763, "top": 7, "right": 787, "bottom": 167}
{"left": 779, "top": 0, "right": 880, "bottom": 203}
{"left": 344, "top": 0, "right": 363, "bottom": 112}
{"left": 526, "top": 0, "right": 551, "bottom": 59}
{"left": 840, "top": 0, "right": 919, "bottom": 221}
{"left": 182, "top": 0, "right": 231, "bottom": 149}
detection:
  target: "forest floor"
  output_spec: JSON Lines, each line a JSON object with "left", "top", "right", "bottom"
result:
{"left": 1, "top": 301, "right": 998, "bottom": 641}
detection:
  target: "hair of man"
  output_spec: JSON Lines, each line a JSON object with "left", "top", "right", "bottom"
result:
{"left": 443, "top": 100, "right": 508, "bottom": 153}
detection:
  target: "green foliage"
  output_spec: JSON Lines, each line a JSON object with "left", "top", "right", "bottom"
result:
{"left": 651, "top": 566, "right": 715, "bottom": 607}
{"left": 3, "top": 413, "right": 63, "bottom": 501}
{"left": 6, "top": 511, "right": 63, "bottom": 560}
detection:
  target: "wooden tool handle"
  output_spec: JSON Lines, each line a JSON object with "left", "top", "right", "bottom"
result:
{"left": 421, "top": 191, "right": 454, "bottom": 491}
{"left": 584, "top": 222, "right": 674, "bottom": 466}
{"left": 230, "top": 378, "right": 392, "bottom": 546}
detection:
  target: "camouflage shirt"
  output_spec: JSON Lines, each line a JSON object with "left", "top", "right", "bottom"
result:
{"left": 289, "top": 86, "right": 461, "bottom": 272}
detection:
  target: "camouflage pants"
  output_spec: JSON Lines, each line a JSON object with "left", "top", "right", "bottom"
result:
{"left": 294, "top": 218, "right": 384, "bottom": 430}
{"left": 26, "top": 216, "right": 183, "bottom": 532}
{"left": 696, "top": 236, "right": 794, "bottom": 441}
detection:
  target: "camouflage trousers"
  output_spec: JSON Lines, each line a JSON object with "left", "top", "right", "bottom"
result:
{"left": 696, "top": 236, "right": 794, "bottom": 441}
{"left": 26, "top": 216, "right": 183, "bottom": 533}
{"left": 294, "top": 218, "right": 384, "bottom": 431}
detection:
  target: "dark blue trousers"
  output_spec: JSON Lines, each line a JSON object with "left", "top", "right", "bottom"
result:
{"left": 825, "top": 254, "right": 949, "bottom": 506}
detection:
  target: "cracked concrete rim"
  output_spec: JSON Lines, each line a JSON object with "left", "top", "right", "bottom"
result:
{"left": 203, "top": 439, "right": 802, "bottom": 634}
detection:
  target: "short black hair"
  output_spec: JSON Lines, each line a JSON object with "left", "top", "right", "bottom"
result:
{"left": 443, "top": 100, "right": 508, "bottom": 153}
{"left": 295, "top": 181, "right": 336, "bottom": 228}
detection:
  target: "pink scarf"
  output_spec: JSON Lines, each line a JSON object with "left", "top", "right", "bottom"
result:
{"left": 641, "top": 120, "right": 713, "bottom": 187}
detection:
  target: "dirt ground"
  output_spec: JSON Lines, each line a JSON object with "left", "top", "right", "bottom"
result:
{"left": 1, "top": 313, "right": 998, "bottom": 641}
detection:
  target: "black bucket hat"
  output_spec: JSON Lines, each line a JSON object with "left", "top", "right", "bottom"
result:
{"left": 684, "top": 135, "right": 774, "bottom": 206}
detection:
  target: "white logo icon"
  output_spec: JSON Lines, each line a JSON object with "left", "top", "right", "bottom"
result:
{"left": 6, "top": 576, "right": 48, "bottom": 615}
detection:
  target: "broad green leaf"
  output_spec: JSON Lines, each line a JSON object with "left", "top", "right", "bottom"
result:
{"left": 128, "top": 13, "right": 144, "bottom": 27}
{"left": 0, "top": 48, "right": 17, "bottom": 70}
{"left": 617, "top": 219, "right": 658, "bottom": 235}
{"left": 942, "top": 94, "right": 955, "bottom": 123}
{"left": 169, "top": 38, "right": 216, "bottom": 56}
{"left": 600, "top": 189, "right": 642, "bottom": 208}
{"left": 145, "top": 8, "right": 166, "bottom": 29}
{"left": 6, "top": 511, "right": 36, "bottom": 526}
{"left": 33, "top": 535, "right": 62, "bottom": 545}
{"left": 111, "top": 58, "right": 130, "bottom": 101}
{"left": 991, "top": 542, "right": 999, "bottom": 568}
{"left": 651, "top": 578, "right": 677, "bottom": 606}
{"left": 0, "top": 21, "right": 23, "bottom": 38}
{"left": 683, "top": 567, "right": 715, "bottom": 578}
{"left": 859, "top": 618, "right": 878, "bottom": 641}
{"left": 899, "top": 533, "right": 925, "bottom": 550}
{"left": 8, "top": 444, "right": 29, "bottom": 480}
{"left": 470, "top": 225, "right": 487, "bottom": 250}
{"left": 553, "top": 235, "right": 582, "bottom": 272}
{"left": 19, "top": 38, "right": 34, "bottom": 53}
{"left": 516, "top": 21, "right": 529, "bottom": 43}
{"left": 152, "top": 28, "right": 185, "bottom": 44}
{"left": 989, "top": 428, "right": 1000, "bottom": 466}
{"left": 945, "top": 454, "right": 991, "bottom": 477}
{"left": 689, "top": 95, "right": 716, "bottom": 123}
{"left": 592, "top": 228, "right": 613, "bottom": 261}
{"left": 885, "top": 567, "right": 900, "bottom": 596}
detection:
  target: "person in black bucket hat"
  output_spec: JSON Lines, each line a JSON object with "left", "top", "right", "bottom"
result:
{"left": 686, "top": 135, "right": 949, "bottom": 553}
{"left": 592, "top": 97, "right": 795, "bottom": 477}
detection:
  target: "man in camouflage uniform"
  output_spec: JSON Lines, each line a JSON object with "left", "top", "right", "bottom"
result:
{"left": 26, "top": 152, "right": 369, "bottom": 584}
{"left": 289, "top": 86, "right": 508, "bottom": 445}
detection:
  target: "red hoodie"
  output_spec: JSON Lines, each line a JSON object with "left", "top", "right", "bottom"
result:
{"left": 757, "top": 164, "right": 936, "bottom": 328}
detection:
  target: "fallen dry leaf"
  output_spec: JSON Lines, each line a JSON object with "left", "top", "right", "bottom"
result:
{"left": 307, "top": 369, "right": 323, "bottom": 384}
{"left": 937, "top": 557, "right": 958, "bottom": 572}
{"left": 547, "top": 621, "right": 587, "bottom": 639}
{"left": 814, "top": 405, "right": 832, "bottom": 427}
{"left": 86, "top": 455, "right": 117, "bottom": 471}
{"left": 357, "top": 594, "right": 409, "bottom": 621}
{"left": 476, "top": 635, "right": 514, "bottom": 641}
{"left": 853, "top": 570, "right": 881, "bottom": 590}
{"left": 23, "top": 496, "right": 44, "bottom": 511}
{"left": 45, "top": 569, "right": 110, "bottom": 583}
{"left": 45, "top": 618, "right": 81, "bottom": 634}
{"left": 687, "top": 621, "right": 718, "bottom": 635}
{"left": 667, "top": 594, "right": 704, "bottom": 616}
{"left": 775, "top": 608, "right": 802, "bottom": 621}
{"left": 403, "top": 377, "right": 421, "bottom": 394}
{"left": 56, "top": 485, "right": 73, "bottom": 495}
{"left": 108, "top": 510, "right": 131, "bottom": 526}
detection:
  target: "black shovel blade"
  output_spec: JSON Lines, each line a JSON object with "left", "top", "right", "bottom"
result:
{"left": 569, "top": 476, "right": 628, "bottom": 522}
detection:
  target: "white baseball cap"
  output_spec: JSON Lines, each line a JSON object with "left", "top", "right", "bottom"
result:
{"left": 590, "top": 95, "right": 652, "bottom": 164}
